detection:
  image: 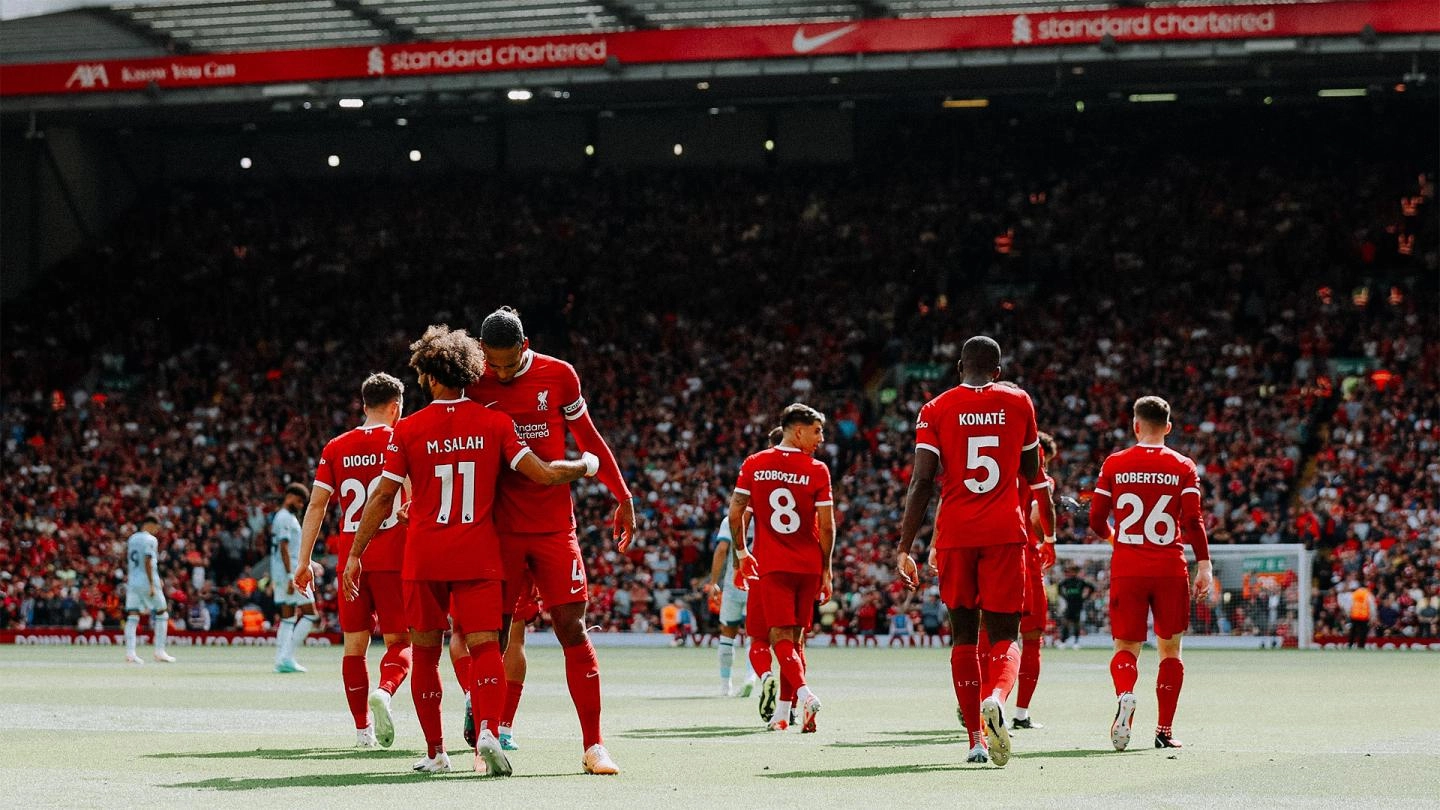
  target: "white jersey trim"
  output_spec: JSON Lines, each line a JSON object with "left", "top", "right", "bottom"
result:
{"left": 1022, "top": 439, "right": 1040, "bottom": 451}
{"left": 380, "top": 470, "right": 406, "bottom": 484}
{"left": 1181, "top": 487, "right": 1202, "bottom": 497}
{"left": 508, "top": 446, "right": 533, "bottom": 470}
{"left": 915, "top": 442, "right": 941, "bottom": 456}
{"left": 1092, "top": 487, "right": 1111, "bottom": 497}
{"left": 1029, "top": 481, "right": 1051, "bottom": 491}
{"left": 816, "top": 500, "right": 834, "bottom": 507}
{"left": 312, "top": 480, "right": 334, "bottom": 494}
{"left": 732, "top": 487, "right": 751, "bottom": 496}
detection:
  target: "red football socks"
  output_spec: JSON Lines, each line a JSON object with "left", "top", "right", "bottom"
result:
{"left": 951, "top": 644, "right": 981, "bottom": 734}
{"left": 501, "top": 680, "right": 525, "bottom": 729}
{"left": 987, "top": 639, "right": 1021, "bottom": 702}
{"left": 411, "top": 644, "right": 445, "bottom": 757}
{"left": 451, "top": 647, "right": 471, "bottom": 695}
{"left": 341, "top": 654, "right": 370, "bottom": 729}
{"left": 1110, "top": 649, "right": 1139, "bottom": 695}
{"left": 1016, "top": 639, "right": 1041, "bottom": 709}
{"left": 378, "top": 642, "right": 411, "bottom": 695}
{"left": 748, "top": 641, "right": 772, "bottom": 679}
{"left": 563, "top": 641, "right": 604, "bottom": 749}
{"left": 977, "top": 629, "right": 994, "bottom": 697}
{"left": 1156, "top": 658, "right": 1184, "bottom": 731}
{"left": 774, "top": 639, "right": 805, "bottom": 702}
{"left": 469, "top": 642, "right": 505, "bottom": 741}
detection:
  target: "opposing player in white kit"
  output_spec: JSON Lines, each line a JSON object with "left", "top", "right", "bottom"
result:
{"left": 271, "top": 483, "right": 317, "bottom": 673}
{"left": 704, "top": 514, "right": 758, "bottom": 697}
{"left": 124, "top": 515, "right": 174, "bottom": 664}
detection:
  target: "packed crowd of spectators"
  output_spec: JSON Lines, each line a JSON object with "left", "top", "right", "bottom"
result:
{"left": 2, "top": 106, "right": 1435, "bottom": 642}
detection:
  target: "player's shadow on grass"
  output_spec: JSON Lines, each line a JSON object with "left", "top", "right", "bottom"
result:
{"left": 762, "top": 763, "right": 966, "bottom": 779}
{"left": 619, "top": 724, "right": 768, "bottom": 740}
{"left": 167, "top": 772, "right": 435, "bottom": 791}
{"left": 1014, "top": 748, "right": 1145, "bottom": 759}
{"left": 828, "top": 729, "right": 961, "bottom": 749}
{"left": 147, "top": 747, "right": 416, "bottom": 762}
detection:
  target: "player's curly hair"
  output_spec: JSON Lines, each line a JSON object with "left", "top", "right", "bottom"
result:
{"left": 409, "top": 324, "right": 485, "bottom": 390}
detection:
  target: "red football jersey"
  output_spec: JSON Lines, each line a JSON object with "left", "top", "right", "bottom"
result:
{"left": 313, "top": 424, "right": 406, "bottom": 572}
{"left": 465, "top": 351, "right": 585, "bottom": 535}
{"left": 1020, "top": 471, "right": 1055, "bottom": 554}
{"left": 381, "top": 396, "right": 530, "bottom": 582}
{"left": 915, "top": 382, "right": 1040, "bottom": 548}
{"left": 1092, "top": 443, "right": 1203, "bottom": 578}
{"left": 734, "top": 445, "right": 833, "bottom": 575}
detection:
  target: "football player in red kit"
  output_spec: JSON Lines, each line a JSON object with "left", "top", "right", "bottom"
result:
{"left": 293, "top": 372, "right": 412, "bottom": 750}
{"left": 896, "top": 337, "right": 1055, "bottom": 767}
{"left": 728, "top": 404, "right": 835, "bottom": 733}
{"left": 347, "top": 325, "right": 597, "bottom": 776}
{"left": 1090, "top": 395, "right": 1212, "bottom": 751}
{"left": 1012, "top": 431, "right": 1059, "bottom": 729}
{"left": 462, "top": 307, "right": 631, "bottom": 775}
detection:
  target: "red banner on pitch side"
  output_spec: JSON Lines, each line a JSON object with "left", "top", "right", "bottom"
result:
{"left": 1, "top": 628, "right": 343, "bottom": 645}
{"left": 0, "top": 0, "right": 1435, "bottom": 97}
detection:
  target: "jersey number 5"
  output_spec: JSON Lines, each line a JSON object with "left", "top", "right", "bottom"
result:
{"left": 963, "top": 435, "right": 1001, "bottom": 494}
{"left": 1114, "top": 493, "right": 1176, "bottom": 545}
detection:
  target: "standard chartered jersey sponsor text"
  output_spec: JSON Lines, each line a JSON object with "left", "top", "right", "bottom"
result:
{"left": 389, "top": 40, "right": 607, "bottom": 72}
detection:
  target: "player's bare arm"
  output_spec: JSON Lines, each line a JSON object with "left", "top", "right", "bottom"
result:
{"left": 727, "top": 490, "right": 758, "bottom": 588}
{"left": 278, "top": 536, "right": 295, "bottom": 594}
{"left": 146, "top": 552, "right": 158, "bottom": 598}
{"left": 704, "top": 537, "right": 730, "bottom": 597}
{"left": 513, "top": 450, "right": 596, "bottom": 486}
{"left": 897, "top": 447, "right": 939, "bottom": 588}
{"left": 817, "top": 504, "right": 836, "bottom": 602}
{"left": 293, "top": 486, "right": 331, "bottom": 595}
{"left": 344, "top": 475, "right": 402, "bottom": 601}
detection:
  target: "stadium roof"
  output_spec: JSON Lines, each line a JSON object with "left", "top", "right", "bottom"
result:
{"left": 3, "top": 0, "right": 1311, "bottom": 62}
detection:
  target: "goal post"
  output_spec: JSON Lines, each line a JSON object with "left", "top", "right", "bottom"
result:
{"left": 1050, "top": 543, "right": 1313, "bottom": 650}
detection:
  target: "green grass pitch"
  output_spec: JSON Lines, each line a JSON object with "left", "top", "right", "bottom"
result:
{"left": 2, "top": 643, "right": 1437, "bottom": 807}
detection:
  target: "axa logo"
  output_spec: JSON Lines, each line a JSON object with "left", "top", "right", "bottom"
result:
{"left": 1012, "top": 15, "right": 1033, "bottom": 44}
{"left": 366, "top": 47, "right": 386, "bottom": 75}
{"left": 66, "top": 64, "right": 110, "bottom": 89}
{"left": 537, "top": 390, "right": 549, "bottom": 411}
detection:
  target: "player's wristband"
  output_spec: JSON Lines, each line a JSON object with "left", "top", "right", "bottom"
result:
{"left": 581, "top": 452, "right": 600, "bottom": 477}
{"left": 1044, "top": 535, "right": 1056, "bottom": 544}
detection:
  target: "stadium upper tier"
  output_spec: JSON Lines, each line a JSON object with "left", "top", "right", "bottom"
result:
{"left": 2, "top": 0, "right": 1311, "bottom": 62}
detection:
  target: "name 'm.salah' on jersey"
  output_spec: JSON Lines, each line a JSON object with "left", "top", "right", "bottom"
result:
{"left": 313, "top": 424, "right": 406, "bottom": 571}
{"left": 733, "top": 445, "right": 833, "bottom": 575}
{"left": 1093, "top": 443, "right": 1202, "bottom": 578}
{"left": 465, "top": 351, "right": 586, "bottom": 535}
{"left": 915, "top": 382, "right": 1040, "bottom": 547}
{"left": 381, "top": 396, "right": 531, "bottom": 582}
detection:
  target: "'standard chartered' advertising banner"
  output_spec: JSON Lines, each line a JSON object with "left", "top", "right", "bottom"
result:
{"left": 1, "top": 0, "right": 1436, "bottom": 96}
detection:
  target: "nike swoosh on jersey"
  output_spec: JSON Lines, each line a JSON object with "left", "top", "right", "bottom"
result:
{"left": 570, "top": 584, "right": 585, "bottom": 594}
{"left": 792, "top": 24, "right": 860, "bottom": 54}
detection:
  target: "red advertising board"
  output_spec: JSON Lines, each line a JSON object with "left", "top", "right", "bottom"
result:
{"left": 1, "top": 0, "right": 1435, "bottom": 97}
{"left": 1, "top": 628, "right": 343, "bottom": 646}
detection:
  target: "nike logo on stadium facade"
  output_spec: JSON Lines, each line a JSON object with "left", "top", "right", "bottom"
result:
{"left": 792, "top": 24, "right": 859, "bottom": 54}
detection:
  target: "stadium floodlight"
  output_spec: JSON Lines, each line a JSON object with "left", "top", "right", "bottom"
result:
{"left": 942, "top": 98, "right": 988, "bottom": 109}
{"left": 338, "top": 98, "right": 364, "bottom": 109}
{"left": 239, "top": 157, "right": 252, "bottom": 169}
{"left": 1128, "top": 93, "right": 1178, "bottom": 103}
{"left": 696, "top": 81, "right": 710, "bottom": 90}
{"left": 396, "top": 118, "right": 407, "bottom": 126}
{"left": 673, "top": 144, "right": 683, "bottom": 156}
{"left": 1075, "top": 101, "right": 1085, "bottom": 112}
{"left": 1317, "top": 88, "right": 1367, "bottom": 98}
{"left": 764, "top": 140, "right": 774, "bottom": 152}
{"left": 585, "top": 144, "right": 595, "bottom": 157}
{"left": 408, "top": 150, "right": 422, "bottom": 162}
{"left": 327, "top": 155, "right": 340, "bottom": 168}
{"left": 507, "top": 89, "right": 533, "bottom": 102}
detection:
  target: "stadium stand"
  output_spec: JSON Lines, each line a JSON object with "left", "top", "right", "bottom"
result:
{"left": 1, "top": 106, "right": 1434, "bottom": 641}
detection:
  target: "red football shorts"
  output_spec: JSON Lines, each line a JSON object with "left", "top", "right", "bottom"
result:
{"left": 1109, "top": 575, "right": 1190, "bottom": 642}
{"left": 1020, "top": 555, "right": 1049, "bottom": 634}
{"left": 501, "top": 530, "right": 587, "bottom": 609}
{"left": 757, "top": 571, "right": 820, "bottom": 629}
{"left": 936, "top": 543, "right": 1026, "bottom": 614}
{"left": 745, "top": 581, "right": 769, "bottom": 641}
{"left": 340, "top": 569, "right": 407, "bottom": 635}
{"left": 405, "top": 578, "right": 503, "bottom": 634}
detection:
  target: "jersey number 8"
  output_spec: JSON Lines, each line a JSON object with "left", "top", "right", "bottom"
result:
{"left": 768, "top": 487, "right": 801, "bottom": 534}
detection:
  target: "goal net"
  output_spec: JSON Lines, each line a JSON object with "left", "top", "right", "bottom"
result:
{"left": 1050, "top": 543, "right": 1313, "bottom": 649}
